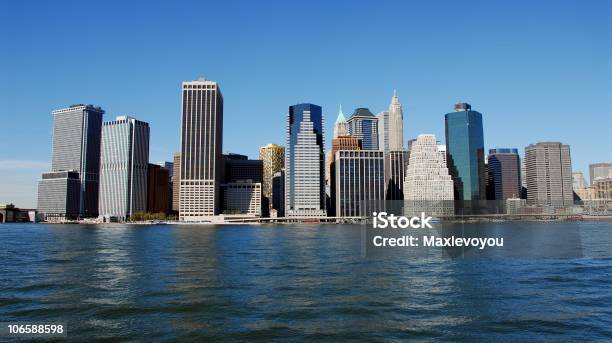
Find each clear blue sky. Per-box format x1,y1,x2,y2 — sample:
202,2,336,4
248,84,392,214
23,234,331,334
1,0,610,208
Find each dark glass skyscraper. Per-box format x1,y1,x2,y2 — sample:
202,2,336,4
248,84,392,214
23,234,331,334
347,108,379,150
487,148,521,201
444,103,486,202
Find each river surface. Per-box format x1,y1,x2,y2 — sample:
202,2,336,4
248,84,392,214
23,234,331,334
0,222,611,341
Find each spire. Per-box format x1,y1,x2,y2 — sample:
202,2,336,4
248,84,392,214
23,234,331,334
335,104,346,123
391,89,400,105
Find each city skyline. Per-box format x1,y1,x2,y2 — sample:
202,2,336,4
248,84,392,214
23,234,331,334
1,1,611,208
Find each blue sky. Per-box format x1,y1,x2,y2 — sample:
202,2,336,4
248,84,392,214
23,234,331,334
1,0,610,207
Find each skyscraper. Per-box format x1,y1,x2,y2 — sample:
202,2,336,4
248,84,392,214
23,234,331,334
98,116,150,221
147,163,170,214
487,148,521,201
334,150,385,217
378,90,404,151
259,143,285,206
328,135,362,215
376,111,389,151
403,134,454,216
179,79,223,220
525,142,573,207
445,102,486,203
272,170,285,217
37,104,104,220
285,103,326,217
172,152,180,212
347,108,378,150
333,105,348,138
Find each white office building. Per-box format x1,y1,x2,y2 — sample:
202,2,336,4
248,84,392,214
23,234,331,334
286,107,326,217
98,116,150,221
179,79,224,221
403,134,454,216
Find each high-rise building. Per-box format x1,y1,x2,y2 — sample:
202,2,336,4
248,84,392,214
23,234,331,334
403,134,454,216
147,163,170,214
445,102,486,202
222,180,262,217
328,135,362,215
378,90,404,151
37,171,81,220
258,143,285,205
285,103,326,217
37,104,104,219
156,161,174,212
347,108,378,150
334,150,385,217
172,152,180,212
333,105,348,138
487,148,521,201
524,142,573,207
272,170,285,217
377,111,389,151
179,79,223,221
385,150,409,200
98,116,150,221
589,163,612,185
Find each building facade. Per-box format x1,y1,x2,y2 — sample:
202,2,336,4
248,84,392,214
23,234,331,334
347,108,378,150
37,104,104,219
223,154,263,183
445,102,486,202
147,163,170,214
259,143,285,207
524,142,573,207
98,116,150,221
378,90,404,151
272,170,285,217
179,79,223,220
385,150,409,201
172,152,180,212
222,181,262,217
589,163,612,185
328,135,362,215
573,171,587,190
403,134,454,216
487,148,521,201
37,171,81,220
334,150,385,217
285,104,326,217
593,178,612,200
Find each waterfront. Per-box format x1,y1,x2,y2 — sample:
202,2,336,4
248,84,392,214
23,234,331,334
1,222,611,341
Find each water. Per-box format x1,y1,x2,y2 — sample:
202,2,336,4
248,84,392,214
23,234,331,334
0,222,611,341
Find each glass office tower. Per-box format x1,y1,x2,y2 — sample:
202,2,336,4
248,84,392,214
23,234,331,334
347,108,378,150
285,103,326,216
444,103,486,203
